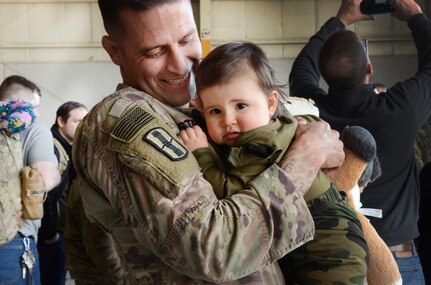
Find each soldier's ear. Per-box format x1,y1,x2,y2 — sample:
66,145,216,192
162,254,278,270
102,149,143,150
102,35,122,66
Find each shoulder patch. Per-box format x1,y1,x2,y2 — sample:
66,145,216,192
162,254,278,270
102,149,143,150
143,128,188,161
111,106,155,143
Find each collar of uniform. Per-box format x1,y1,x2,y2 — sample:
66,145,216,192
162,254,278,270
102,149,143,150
116,83,128,91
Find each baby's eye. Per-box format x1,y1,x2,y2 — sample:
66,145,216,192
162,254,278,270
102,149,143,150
209,108,221,115
236,103,247,110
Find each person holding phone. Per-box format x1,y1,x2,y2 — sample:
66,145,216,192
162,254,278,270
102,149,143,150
289,0,430,284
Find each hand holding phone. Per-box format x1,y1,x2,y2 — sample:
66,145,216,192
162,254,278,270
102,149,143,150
360,0,395,15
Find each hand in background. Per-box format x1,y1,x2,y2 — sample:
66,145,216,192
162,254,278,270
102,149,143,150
391,0,422,22
336,0,375,26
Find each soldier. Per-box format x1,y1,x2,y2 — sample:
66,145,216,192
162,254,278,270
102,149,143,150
72,0,344,284
289,0,430,283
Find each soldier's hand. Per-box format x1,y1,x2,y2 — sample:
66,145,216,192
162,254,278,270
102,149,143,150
336,0,375,26
278,120,344,195
391,0,422,22
280,120,344,170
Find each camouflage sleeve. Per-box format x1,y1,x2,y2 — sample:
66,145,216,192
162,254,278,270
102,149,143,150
79,202,124,283
64,179,123,284
106,104,314,282
123,162,313,282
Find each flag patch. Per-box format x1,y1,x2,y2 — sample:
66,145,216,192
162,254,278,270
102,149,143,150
111,106,155,143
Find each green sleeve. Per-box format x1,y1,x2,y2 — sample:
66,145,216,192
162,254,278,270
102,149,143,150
193,147,228,198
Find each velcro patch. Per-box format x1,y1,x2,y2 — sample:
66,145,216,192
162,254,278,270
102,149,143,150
111,106,155,143
144,128,188,161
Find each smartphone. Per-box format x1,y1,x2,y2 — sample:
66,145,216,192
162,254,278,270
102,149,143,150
360,0,395,15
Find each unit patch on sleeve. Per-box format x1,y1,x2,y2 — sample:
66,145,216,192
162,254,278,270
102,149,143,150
111,106,155,143
143,128,188,161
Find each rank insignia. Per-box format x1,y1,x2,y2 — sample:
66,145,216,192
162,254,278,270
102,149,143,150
111,106,155,143
144,128,188,161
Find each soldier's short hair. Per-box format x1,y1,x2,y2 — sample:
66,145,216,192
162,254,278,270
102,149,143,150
98,0,190,39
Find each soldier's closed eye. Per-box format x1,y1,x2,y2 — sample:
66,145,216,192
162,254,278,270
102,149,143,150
144,46,167,58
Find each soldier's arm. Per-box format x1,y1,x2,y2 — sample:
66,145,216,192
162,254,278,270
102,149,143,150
114,108,341,282
75,98,343,282
280,119,344,193
79,200,124,283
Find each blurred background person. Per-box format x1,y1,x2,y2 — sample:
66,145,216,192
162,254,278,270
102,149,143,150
289,0,430,283
38,101,88,285
0,75,60,285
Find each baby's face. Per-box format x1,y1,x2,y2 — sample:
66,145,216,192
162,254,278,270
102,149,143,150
199,73,278,146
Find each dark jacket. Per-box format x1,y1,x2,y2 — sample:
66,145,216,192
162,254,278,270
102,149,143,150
289,14,431,246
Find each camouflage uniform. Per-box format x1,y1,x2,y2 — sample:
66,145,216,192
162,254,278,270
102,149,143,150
72,84,315,284
279,188,368,285
193,112,299,199
194,112,368,285
64,178,124,285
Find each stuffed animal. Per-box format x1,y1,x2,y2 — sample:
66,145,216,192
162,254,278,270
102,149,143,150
283,99,401,284
325,126,402,285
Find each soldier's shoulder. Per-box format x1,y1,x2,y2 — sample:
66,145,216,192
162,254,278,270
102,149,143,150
104,94,201,198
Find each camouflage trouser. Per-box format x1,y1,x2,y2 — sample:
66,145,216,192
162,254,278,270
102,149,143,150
278,186,368,285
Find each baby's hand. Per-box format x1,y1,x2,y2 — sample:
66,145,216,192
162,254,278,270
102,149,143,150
179,125,209,152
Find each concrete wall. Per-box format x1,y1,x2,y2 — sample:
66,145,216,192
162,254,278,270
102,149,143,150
0,0,424,126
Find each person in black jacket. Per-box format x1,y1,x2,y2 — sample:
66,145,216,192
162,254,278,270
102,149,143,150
37,101,87,285
289,0,431,284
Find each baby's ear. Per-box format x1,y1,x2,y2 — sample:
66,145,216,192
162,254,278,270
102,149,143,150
268,90,279,117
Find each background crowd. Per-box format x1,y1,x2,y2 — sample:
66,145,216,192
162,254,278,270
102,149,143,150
0,0,430,284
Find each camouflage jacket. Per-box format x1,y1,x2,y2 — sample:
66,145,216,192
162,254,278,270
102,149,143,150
193,111,330,202
72,84,315,285
64,178,124,285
